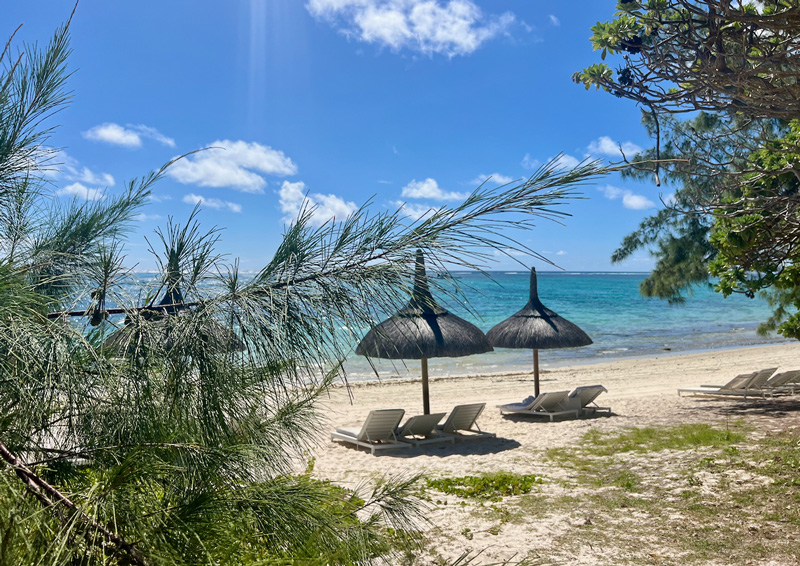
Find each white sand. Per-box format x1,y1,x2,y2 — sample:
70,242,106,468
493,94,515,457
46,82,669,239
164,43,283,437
309,343,800,564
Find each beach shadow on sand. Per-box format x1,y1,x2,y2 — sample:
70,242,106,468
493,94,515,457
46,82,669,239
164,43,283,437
686,397,800,423
499,412,616,425
359,437,523,458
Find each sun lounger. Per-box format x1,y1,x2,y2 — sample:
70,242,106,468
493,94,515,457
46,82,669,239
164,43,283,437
678,367,777,399
564,385,610,416
762,369,800,394
331,409,412,455
437,403,496,440
696,371,758,390
497,390,579,421
396,412,454,447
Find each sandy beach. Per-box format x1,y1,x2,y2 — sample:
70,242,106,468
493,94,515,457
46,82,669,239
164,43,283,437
311,342,800,565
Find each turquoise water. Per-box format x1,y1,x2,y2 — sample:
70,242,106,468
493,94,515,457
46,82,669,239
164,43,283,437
341,271,791,381
112,270,790,381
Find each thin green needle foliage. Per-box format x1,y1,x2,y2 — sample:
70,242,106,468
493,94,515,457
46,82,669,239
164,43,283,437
0,16,610,566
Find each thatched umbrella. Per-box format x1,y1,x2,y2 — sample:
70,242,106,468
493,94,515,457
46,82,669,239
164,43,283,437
102,285,244,355
356,250,493,414
486,268,592,397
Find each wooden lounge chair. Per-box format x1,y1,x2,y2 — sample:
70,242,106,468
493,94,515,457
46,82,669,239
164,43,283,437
331,409,411,455
396,412,454,447
437,403,496,440
678,367,777,399
564,385,610,416
497,390,579,421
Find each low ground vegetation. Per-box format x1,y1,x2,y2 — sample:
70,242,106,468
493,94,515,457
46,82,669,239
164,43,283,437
414,421,800,565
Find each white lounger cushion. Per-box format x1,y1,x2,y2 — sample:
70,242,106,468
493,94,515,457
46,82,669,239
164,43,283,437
331,409,411,455
498,390,578,421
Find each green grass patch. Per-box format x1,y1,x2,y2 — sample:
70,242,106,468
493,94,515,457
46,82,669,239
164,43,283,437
548,423,747,462
425,472,544,501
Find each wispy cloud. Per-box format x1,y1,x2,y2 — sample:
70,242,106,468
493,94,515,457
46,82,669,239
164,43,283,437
600,185,655,210
56,182,105,201
391,200,440,221
550,154,581,170
470,172,516,186
548,14,560,26
521,153,540,170
183,193,242,213
129,124,176,148
83,123,175,148
279,180,358,226
587,136,643,159
167,141,298,194
306,0,515,57
133,213,163,222
52,151,115,186
401,178,466,200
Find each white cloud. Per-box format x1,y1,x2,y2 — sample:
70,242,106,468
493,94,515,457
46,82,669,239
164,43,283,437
83,123,140,147
551,154,581,170
53,152,115,186
470,173,515,186
82,123,175,148
391,200,440,220
548,14,560,26
587,136,643,158
148,194,172,203
183,193,242,213
133,213,163,222
56,182,105,201
129,124,176,148
521,153,540,170
278,181,358,226
167,141,298,194
401,178,466,200
493,248,527,258
600,185,655,210
306,0,515,57
556,250,567,256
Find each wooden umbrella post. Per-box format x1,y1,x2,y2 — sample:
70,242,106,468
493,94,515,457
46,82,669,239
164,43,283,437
533,349,540,397
421,358,430,415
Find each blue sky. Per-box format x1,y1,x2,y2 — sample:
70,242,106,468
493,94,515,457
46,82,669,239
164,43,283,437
5,1,666,272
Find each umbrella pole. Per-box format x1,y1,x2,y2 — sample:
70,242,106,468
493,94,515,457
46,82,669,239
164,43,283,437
421,358,430,415
533,349,540,397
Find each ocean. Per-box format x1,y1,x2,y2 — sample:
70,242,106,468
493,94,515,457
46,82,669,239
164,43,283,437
340,271,791,382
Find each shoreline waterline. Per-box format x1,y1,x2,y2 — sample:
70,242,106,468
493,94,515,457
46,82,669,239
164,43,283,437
333,339,798,390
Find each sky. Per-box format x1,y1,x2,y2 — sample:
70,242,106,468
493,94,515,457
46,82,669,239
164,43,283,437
4,1,668,272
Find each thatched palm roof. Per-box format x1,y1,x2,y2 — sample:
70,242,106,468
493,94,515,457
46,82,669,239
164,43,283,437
486,268,592,350
355,250,492,360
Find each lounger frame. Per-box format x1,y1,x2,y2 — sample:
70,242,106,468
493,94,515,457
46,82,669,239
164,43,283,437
437,403,496,440
396,412,454,447
498,390,579,421
331,409,412,455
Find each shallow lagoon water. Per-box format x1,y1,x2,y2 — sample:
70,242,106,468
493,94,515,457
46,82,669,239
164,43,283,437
340,271,790,381
115,270,789,382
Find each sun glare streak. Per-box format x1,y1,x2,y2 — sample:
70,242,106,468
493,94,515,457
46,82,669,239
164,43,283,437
244,0,307,130
247,0,268,126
